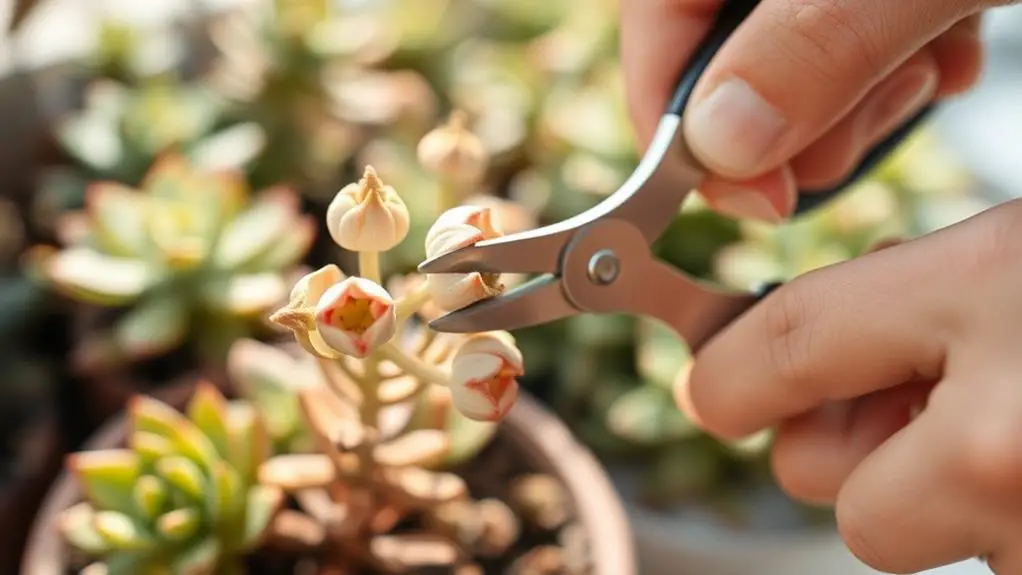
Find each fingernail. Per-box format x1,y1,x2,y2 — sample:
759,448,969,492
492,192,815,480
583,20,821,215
710,183,783,223
686,77,788,175
855,66,937,145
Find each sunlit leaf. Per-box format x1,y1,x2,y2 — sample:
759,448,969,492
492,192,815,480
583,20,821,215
58,503,111,554
156,456,207,500
69,450,141,514
114,295,188,360
212,188,301,270
239,485,284,550
84,183,148,257
186,382,231,460
45,247,156,305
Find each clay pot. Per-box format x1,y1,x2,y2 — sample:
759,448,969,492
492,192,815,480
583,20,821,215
22,391,637,575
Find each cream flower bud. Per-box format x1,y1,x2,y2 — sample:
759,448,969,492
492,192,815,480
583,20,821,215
417,110,489,184
449,331,523,422
326,166,410,252
424,205,505,312
270,264,346,360
314,277,396,359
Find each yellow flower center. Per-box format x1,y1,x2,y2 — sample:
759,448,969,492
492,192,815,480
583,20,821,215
327,297,377,334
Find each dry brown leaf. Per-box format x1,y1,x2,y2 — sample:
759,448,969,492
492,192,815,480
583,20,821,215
382,466,467,509
268,509,326,550
374,430,448,468
259,454,336,490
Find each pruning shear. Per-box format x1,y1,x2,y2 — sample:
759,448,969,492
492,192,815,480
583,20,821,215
417,0,932,352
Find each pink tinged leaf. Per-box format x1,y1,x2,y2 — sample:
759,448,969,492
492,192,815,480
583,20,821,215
373,430,449,468
58,502,110,554
258,454,336,490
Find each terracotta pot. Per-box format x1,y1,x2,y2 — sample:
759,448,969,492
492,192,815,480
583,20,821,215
22,391,637,575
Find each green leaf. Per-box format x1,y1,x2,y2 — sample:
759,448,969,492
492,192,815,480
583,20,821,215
105,553,162,575
132,431,175,465
244,216,316,272
226,340,307,446
635,318,690,390
57,109,124,172
114,295,188,360
203,272,287,317
212,188,300,270
207,462,244,528
93,511,152,550
170,537,220,575
225,403,269,483
70,450,141,514
132,475,168,522
186,383,231,460
156,456,207,501
45,247,156,306
156,507,201,541
171,420,221,471
85,183,149,257
605,384,699,445
188,122,267,172
131,396,220,468
239,485,284,551
58,502,111,554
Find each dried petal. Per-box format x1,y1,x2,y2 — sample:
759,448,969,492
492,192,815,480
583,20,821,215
314,277,396,359
326,166,410,252
449,332,523,422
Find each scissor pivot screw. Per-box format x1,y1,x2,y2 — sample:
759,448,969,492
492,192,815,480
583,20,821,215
587,249,621,285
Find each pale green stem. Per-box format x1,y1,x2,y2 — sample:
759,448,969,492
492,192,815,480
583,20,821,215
377,342,450,388
395,282,433,323
358,251,381,284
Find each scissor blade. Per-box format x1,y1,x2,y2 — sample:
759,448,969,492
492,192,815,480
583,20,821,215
417,227,572,275
427,275,580,333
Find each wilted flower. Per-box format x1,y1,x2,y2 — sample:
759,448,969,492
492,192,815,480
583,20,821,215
424,205,505,312
326,166,410,252
315,276,396,359
449,331,523,422
417,110,489,185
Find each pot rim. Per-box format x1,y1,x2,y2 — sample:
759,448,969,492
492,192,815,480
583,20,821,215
21,391,636,575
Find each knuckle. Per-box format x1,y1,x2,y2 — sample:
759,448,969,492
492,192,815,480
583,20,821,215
835,496,895,571
762,282,820,398
787,0,888,81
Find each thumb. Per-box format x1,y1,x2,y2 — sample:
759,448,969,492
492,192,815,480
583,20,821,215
682,0,986,180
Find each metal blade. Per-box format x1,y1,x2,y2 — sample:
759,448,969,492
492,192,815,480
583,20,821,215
417,227,572,275
427,275,580,333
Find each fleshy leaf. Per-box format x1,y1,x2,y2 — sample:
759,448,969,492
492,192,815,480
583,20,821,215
186,382,231,460
240,485,285,551
58,503,111,554
382,467,467,508
369,534,461,572
131,395,187,437
212,188,300,270
245,215,316,271
132,432,175,465
171,537,220,575
45,247,156,305
85,183,149,257
205,272,288,316
93,511,152,551
208,462,245,529
70,450,141,514
441,403,497,468
374,430,449,468
225,403,269,483
606,384,700,445
227,340,308,445
114,295,188,360
156,507,201,541
156,456,207,500
57,108,124,172
188,122,266,172
258,454,335,490
132,475,167,522
636,319,690,391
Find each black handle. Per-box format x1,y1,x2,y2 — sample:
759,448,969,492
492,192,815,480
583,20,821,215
666,0,933,217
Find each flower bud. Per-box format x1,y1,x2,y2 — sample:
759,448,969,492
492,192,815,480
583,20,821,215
417,110,489,184
424,205,505,312
326,166,410,252
270,264,347,359
315,276,396,359
449,331,523,422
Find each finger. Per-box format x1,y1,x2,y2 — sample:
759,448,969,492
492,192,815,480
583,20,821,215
835,392,1013,573
931,15,985,97
681,234,950,440
790,49,939,189
770,380,935,505
696,164,796,222
682,0,979,181
620,0,722,150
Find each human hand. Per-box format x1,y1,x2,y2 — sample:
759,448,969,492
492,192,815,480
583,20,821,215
676,199,1022,574
621,0,1001,222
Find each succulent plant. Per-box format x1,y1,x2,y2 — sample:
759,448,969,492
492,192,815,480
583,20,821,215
34,79,266,234
32,154,314,370
57,383,283,574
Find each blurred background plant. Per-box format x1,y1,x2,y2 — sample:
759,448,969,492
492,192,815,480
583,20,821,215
0,0,1005,568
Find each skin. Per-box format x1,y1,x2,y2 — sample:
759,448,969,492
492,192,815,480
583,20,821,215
621,0,1022,573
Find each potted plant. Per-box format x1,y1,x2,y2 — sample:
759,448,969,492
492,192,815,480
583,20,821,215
22,161,635,574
